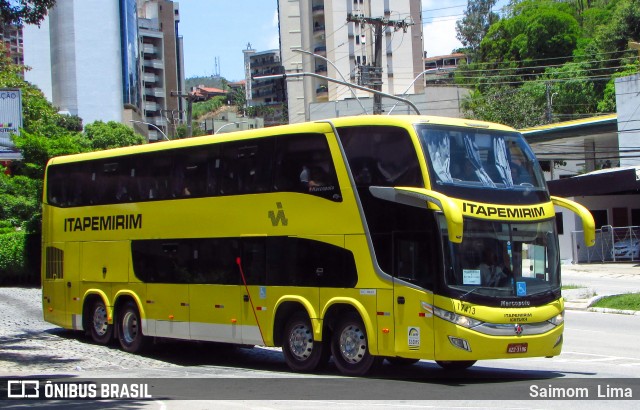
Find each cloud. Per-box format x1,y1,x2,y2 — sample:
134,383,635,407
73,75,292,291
423,17,463,57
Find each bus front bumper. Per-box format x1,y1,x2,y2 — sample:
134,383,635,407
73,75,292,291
434,320,564,361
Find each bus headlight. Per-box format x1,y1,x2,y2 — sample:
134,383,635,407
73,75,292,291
433,306,483,329
548,311,564,326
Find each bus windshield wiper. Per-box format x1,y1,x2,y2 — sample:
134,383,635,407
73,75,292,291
459,286,495,300
527,288,557,298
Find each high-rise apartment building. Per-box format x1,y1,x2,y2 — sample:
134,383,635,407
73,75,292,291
0,21,24,68
278,0,424,123
243,46,287,126
138,0,185,140
23,0,184,141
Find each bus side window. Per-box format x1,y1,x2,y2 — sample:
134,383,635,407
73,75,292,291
338,125,423,188
274,133,341,201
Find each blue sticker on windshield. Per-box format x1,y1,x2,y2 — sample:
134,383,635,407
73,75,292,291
516,281,527,296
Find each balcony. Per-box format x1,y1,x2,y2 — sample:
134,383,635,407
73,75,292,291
144,73,159,83
312,4,324,15
142,44,159,56
315,84,328,101
315,64,327,74
143,59,164,70
145,87,166,98
313,45,326,57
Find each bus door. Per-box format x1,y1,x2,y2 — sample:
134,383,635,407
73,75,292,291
392,232,435,359
239,237,269,346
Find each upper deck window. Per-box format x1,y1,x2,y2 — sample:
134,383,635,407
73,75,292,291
337,125,423,188
46,133,342,207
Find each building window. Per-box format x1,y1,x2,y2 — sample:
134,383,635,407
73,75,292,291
555,212,564,235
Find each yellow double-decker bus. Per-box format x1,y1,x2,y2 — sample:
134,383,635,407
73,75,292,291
42,115,594,376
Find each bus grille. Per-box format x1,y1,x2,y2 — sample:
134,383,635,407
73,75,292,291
45,247,64,279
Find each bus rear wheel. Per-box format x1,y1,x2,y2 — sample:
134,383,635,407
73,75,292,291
282,312,327,372
89,299,112,344
117,301,146,353
331,313,381,376
435,360,476,370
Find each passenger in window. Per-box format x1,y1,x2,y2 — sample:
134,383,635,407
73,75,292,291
300,165,332,193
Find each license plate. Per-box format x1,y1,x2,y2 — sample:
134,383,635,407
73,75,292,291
507,343,528,353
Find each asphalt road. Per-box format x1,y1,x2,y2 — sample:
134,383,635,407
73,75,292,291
1,263,639,409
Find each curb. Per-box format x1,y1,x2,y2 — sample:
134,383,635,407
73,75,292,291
565,294,640,315
587,307,640,315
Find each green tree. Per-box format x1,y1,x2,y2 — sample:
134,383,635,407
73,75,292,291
84,120,146,150
593,0,640,54
461,82,547,128
0,0,56,26
192,95,226,119
455,0,499,56
480,1,580,64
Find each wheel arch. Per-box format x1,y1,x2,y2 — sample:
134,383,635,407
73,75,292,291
82,290,112,331
272,297,319,347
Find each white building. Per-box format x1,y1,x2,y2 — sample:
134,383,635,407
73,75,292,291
524,74,640,263
278,0,425,123
24,0,133,124
23,0,183,140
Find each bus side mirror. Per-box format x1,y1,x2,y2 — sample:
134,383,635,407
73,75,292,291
551,196,595,247
369,186,463,243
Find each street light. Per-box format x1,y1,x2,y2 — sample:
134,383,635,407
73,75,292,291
129,120,169,141
292,49,367,114
214,121,248,134
386,68,432,115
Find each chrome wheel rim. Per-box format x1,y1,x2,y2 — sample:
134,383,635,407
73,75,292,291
122,311,139,345
338,324,366,364
288,323,313,361
92,305,108,336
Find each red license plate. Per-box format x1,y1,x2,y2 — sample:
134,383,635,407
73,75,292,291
507,343,528,353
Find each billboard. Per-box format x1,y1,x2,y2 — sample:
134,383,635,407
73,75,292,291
0,88,23,148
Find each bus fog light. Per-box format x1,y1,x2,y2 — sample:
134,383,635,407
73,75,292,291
448,336,471,352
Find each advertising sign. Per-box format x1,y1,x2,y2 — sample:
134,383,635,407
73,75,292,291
0,88,22,148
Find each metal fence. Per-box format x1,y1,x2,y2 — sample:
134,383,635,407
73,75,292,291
572,225,640,263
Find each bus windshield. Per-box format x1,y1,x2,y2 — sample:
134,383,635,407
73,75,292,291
416,124,546,191
439,216,560,300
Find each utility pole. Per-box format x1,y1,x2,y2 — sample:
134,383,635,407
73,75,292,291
170,91,197,137
347,14,413,114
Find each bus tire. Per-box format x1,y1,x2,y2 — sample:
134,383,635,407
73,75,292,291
435,360,476,370
282,312,327,372
117,301,146,353
331,313,381,376
89,299,112,345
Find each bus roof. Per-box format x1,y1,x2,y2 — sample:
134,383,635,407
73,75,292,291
46,115,517,166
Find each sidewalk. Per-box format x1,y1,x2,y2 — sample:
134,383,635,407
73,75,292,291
561,262,640,313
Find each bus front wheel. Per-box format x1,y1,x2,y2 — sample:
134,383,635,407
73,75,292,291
331,313,381,376
435,360,476,370
282,312,327,372
117,301,146,353
89,299,112,344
